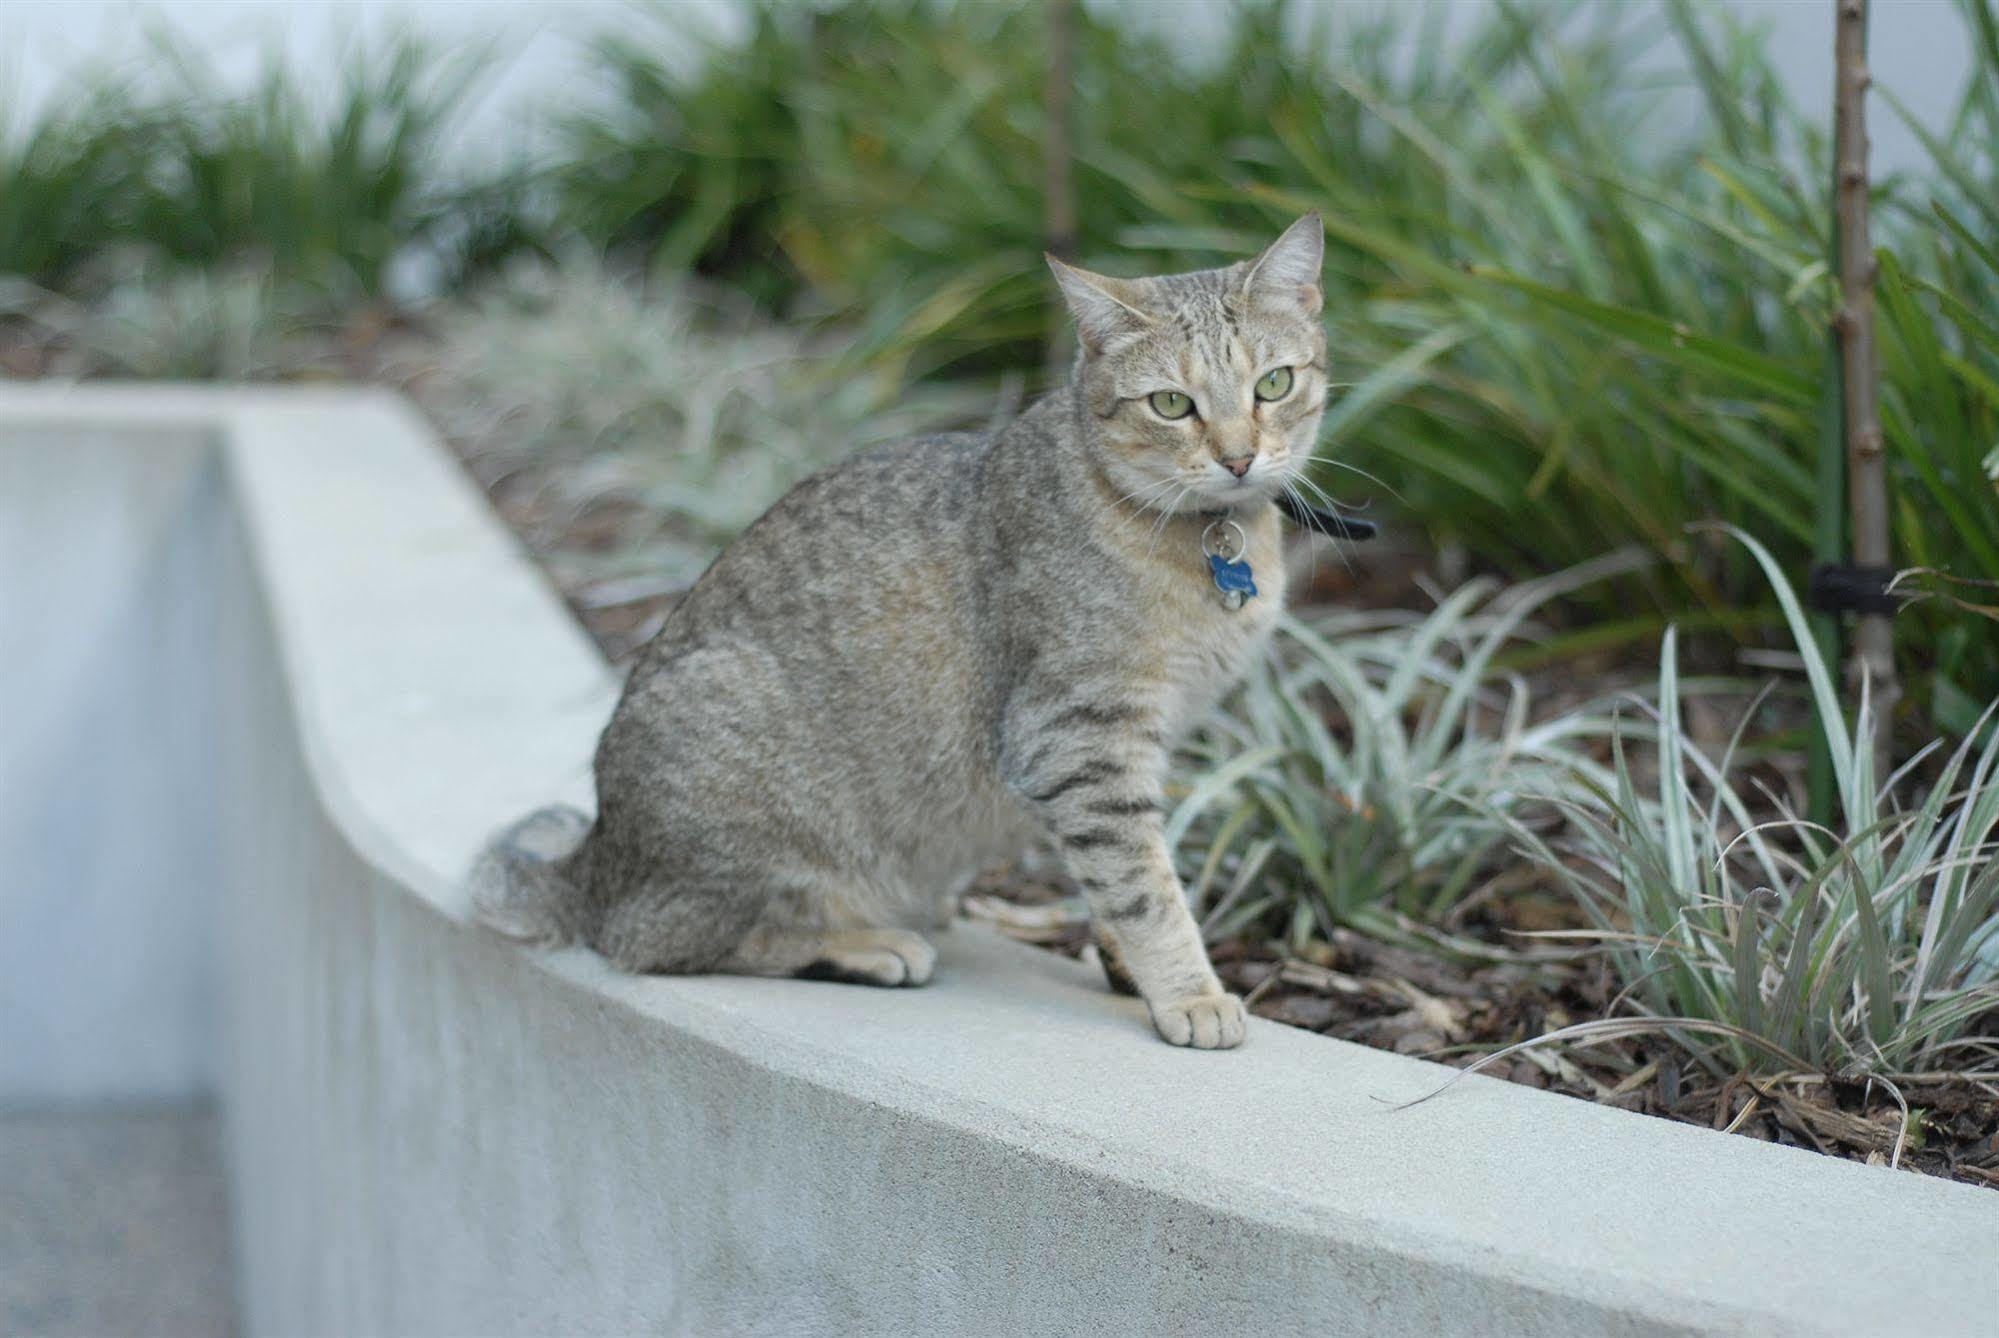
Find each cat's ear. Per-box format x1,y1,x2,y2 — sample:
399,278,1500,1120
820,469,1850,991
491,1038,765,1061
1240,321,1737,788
1047,255,1154,354
1241,212,1324,316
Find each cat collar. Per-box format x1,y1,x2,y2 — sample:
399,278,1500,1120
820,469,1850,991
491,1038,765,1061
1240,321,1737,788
1202,518,1257,611
1200,498,1377,612
1275,493,1379,542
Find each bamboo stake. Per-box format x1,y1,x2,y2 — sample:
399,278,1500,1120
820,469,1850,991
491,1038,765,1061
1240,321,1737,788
1832,0,1898,773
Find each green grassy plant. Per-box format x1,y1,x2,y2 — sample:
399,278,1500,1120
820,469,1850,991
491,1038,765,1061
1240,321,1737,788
556,0,1999,719
1505,529,1999,1082
554,1,1284,380
419,257,988,589
9,0,1994,718
1875,200,1999,736
67,265,329,380
0,259,343,381
0,83,147,288
1167,558,1634,950
0,32,518,299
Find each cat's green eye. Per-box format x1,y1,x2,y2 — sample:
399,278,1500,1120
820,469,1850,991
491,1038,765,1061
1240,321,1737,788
1255,367,1294,402
1149,390,1194,420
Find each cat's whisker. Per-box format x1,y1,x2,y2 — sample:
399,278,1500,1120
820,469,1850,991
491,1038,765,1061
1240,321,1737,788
1097,475,1187,546
1289,468,1365,517
1101,474,1179,514
1311,455,1404,504
1289,474,1377,579
1296,476,1363,579
1280,479,1322,588
1282,477,1353,583
1143,482,1195,560
1141,489,1180,555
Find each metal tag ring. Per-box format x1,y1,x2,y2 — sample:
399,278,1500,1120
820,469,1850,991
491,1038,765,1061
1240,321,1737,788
1201,518,1247,563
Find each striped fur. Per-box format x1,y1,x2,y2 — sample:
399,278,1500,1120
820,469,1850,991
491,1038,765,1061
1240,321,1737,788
472,215,1329,1047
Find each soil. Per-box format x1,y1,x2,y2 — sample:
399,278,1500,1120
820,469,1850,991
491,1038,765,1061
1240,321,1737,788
963,862,1999,1189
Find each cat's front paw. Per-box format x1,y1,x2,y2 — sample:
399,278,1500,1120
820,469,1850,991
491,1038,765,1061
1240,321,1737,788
1149,992,1248,1049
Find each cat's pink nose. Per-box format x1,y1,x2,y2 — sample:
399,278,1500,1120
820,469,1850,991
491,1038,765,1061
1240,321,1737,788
1219,455,1254,478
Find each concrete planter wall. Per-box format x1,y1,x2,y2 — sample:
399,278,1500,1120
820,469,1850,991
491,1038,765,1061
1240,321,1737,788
3,384,1993,1336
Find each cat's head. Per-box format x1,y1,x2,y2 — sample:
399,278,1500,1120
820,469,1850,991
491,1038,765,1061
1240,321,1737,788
1049,213,1327,513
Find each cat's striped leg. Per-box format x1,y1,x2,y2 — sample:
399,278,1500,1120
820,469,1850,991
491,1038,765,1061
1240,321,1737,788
1070,827,1246,1047
1008,703,1246,1049
1091,924,1140,996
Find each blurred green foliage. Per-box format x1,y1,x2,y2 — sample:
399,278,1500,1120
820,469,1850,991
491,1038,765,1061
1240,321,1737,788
0,33,522,302
553,0,1999,727
3,0,1994,726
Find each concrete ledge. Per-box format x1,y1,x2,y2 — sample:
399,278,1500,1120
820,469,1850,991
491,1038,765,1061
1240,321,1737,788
4,382,1994,1336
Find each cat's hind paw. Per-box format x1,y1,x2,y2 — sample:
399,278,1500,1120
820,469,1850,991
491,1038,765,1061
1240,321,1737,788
1149,992,1248,1049
794,929,937,988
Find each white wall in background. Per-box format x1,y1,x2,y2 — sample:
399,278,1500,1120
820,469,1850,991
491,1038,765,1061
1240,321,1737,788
0,0,648,172
0,0,1973,177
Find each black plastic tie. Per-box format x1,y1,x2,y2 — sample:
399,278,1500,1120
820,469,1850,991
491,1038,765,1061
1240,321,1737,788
1807,562,1901,615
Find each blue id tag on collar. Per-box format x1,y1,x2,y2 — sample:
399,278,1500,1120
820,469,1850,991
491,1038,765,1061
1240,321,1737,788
1208,553,1257,610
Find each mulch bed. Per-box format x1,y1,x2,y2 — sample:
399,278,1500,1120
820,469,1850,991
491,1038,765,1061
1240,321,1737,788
963,864,1999,1189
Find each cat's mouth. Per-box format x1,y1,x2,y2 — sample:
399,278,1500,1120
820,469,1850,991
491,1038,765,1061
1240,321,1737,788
1209,478,1263,502
1196,468,1287,508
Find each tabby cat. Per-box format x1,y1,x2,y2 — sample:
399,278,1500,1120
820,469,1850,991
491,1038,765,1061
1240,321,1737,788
473,214,1329,1048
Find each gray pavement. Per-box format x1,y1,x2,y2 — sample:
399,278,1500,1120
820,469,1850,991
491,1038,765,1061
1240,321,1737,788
0,1103,235,1338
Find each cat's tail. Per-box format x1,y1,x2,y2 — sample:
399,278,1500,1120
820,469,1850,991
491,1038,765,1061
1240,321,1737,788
468,805,592,946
